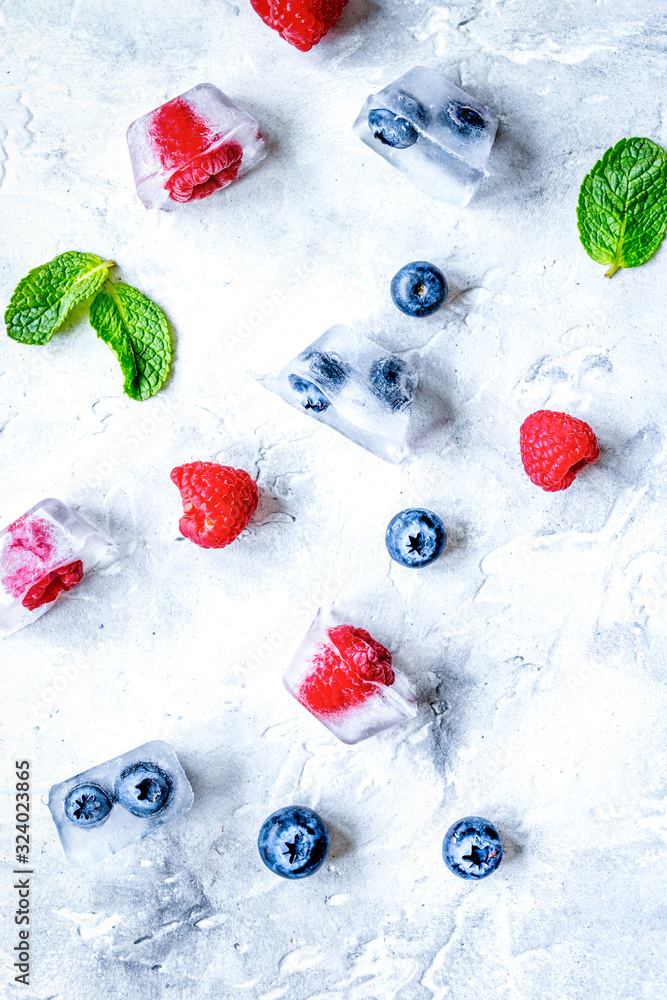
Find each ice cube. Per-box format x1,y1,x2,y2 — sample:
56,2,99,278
47,740,194,867
267,325,418,463
127,82,267,210
0,499,112,639
353,66,498,206
283,609,417,744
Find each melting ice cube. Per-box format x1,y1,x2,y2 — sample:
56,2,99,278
127,82,266,210
0,499,112,639
353,66,498,205
267,325,418,463
284,609,417,744
47,740,194,867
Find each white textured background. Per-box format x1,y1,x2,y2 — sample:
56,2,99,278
2,1,667,997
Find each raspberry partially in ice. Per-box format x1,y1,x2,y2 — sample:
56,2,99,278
148,96,246,204
329,626,394,684
1,516,58,599
165,142,244,203
22,560,84,611
297,625,394,717
150,97,213,169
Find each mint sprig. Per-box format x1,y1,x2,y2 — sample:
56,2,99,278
4,252,172,400
89,282,172,402
5,252,113,343
577,137,667,277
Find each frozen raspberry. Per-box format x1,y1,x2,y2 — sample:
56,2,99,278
520,410,600,492
22,560,84,611
170,461,259,549
150,97,213,168
148,97,246,204
1,515,58,598
298,625,394,717
165,142,244,203
249,0,349,51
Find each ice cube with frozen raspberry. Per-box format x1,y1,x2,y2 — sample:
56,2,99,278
283,609,417,744
0,498,112,638
126,83,267,210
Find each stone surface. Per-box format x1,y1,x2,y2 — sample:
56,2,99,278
1,0,667,998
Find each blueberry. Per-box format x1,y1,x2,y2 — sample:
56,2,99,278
390,261,447,318
369,356,417,411
443,816,503,880
368,109,419,149
304,351,349,388
64,783,113,827
288,374,330,412
116,762,171,817
442,102,486,136
385,508,446,568
258,805,330,879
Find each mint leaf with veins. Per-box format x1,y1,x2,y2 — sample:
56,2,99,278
89,281,172,401
577,137,667,277
5,251,114,343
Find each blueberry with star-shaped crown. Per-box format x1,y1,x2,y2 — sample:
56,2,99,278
258,806,329,879
385,509,446,568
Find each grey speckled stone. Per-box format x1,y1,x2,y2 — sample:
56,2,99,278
1,1,667,998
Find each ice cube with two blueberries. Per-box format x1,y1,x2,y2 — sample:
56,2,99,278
272,325,418,463
47,740,193,867
354,66,498,205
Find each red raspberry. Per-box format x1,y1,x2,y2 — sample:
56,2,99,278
170,462,259,549
22,560,84,611
249,0,348,51
148,97,247,204
297,625,394,717
165,142,244,203
520,410,600,492
150,98,213,168
1,515,57,598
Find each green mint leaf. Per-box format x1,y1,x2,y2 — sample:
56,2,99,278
89,281,172,401
5,251,114,343
577,137,667,277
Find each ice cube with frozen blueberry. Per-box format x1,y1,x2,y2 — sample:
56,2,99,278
47,740,193,867
353,66,498,205
127,82,267,210
283,608,417,744
0,498,112,639
268,325,418,462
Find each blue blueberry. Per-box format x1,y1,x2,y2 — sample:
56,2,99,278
369,356,417,411
443,816,503,880
442,102,486,137
385,508,446,568
305,351,349,388
390,262,447,318
116,762,171,817
258,805,330,879
289,374,330,412
64,783,113,827
368,109,419,149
